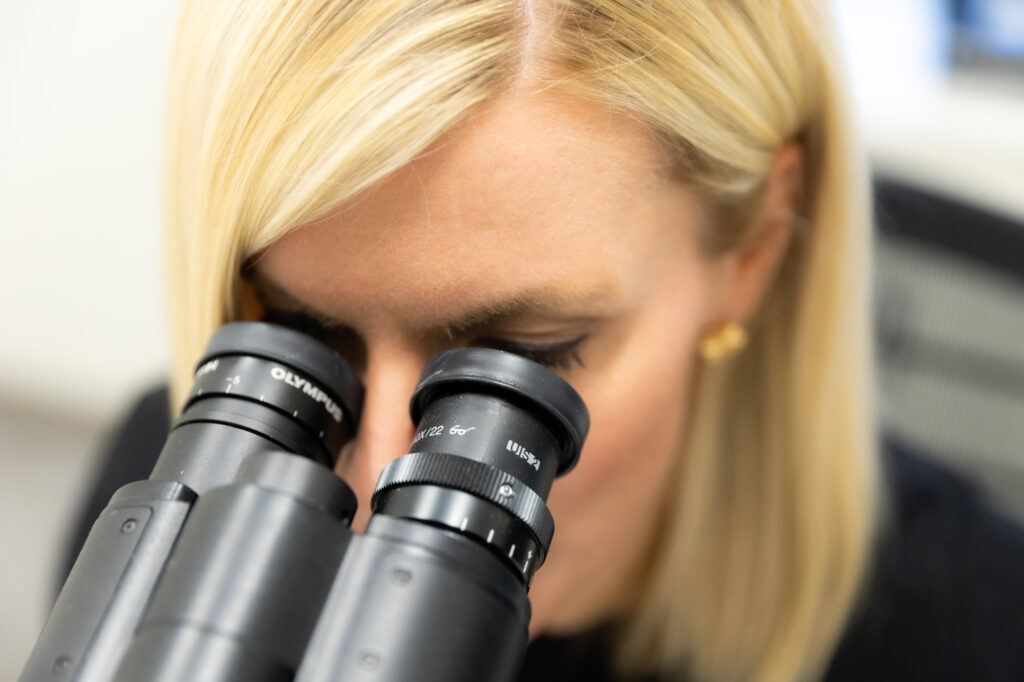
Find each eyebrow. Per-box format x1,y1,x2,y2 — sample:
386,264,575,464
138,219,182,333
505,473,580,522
247,270,622,339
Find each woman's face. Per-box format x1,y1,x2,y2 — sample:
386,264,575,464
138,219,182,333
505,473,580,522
252,89,736,635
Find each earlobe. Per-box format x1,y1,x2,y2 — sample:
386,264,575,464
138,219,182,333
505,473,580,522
709,141,805,328
699,321,749,363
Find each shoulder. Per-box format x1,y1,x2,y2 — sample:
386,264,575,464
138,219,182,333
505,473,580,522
825,437,1024,681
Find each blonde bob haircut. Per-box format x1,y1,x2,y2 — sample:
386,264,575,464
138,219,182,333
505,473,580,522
164,1,880,680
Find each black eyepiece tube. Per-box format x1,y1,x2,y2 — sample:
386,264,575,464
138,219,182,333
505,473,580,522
409,347,589,476
22,325,590,682
150,322,364,493
112,452,356,682
374,348,588,582
296,348,589,682
20,322,363,682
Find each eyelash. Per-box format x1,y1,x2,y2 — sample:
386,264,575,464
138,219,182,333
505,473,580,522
261,307,587,371
481,336,587,371
262,307,338,339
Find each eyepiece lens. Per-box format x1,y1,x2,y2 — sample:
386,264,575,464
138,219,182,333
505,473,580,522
373,348,589,583
182,322,364,467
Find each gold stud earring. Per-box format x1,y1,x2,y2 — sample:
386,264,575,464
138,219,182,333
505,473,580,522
699,322,748,363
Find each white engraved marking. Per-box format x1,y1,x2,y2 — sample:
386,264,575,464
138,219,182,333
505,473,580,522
412,424,445,446
487,529,495,543
508,544,516,558
195,359,219,377
270,366,343,422
506,440,540,471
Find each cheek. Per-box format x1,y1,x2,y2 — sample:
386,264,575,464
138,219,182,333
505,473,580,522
532,285,703,631
524,252,713,629
552,341,694,519
548,276,705,541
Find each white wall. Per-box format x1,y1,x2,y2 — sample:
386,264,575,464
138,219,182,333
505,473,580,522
0,4,180,675
0,2,180,424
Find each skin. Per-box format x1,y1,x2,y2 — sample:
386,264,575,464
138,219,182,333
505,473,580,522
250,87,800,636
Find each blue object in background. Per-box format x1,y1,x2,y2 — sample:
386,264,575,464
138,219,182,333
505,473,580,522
951,0,1024,68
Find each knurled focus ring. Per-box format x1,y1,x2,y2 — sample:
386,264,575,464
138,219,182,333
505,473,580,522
371,452,554,550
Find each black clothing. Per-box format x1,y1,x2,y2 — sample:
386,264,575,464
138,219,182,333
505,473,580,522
521,440,1024,681
66,387,1024,681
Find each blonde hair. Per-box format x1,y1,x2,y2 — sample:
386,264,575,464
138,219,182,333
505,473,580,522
164,2,880,680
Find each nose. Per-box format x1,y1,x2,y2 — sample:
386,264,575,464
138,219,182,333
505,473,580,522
334,345,421,532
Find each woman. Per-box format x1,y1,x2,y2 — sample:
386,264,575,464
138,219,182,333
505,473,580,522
147,0,1019,680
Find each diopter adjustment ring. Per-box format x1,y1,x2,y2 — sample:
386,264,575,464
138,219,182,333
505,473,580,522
371,452,554,551
200,322,363,422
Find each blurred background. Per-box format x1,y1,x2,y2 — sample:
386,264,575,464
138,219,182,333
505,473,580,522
0,0,1022,677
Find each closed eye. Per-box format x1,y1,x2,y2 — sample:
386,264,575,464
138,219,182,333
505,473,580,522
262,307,366,371
261,306,587,372
476,335,587,371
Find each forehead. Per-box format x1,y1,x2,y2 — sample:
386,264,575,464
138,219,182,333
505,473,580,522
256,91,703,328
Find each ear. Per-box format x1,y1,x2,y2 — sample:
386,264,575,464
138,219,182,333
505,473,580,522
710,142,804,326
